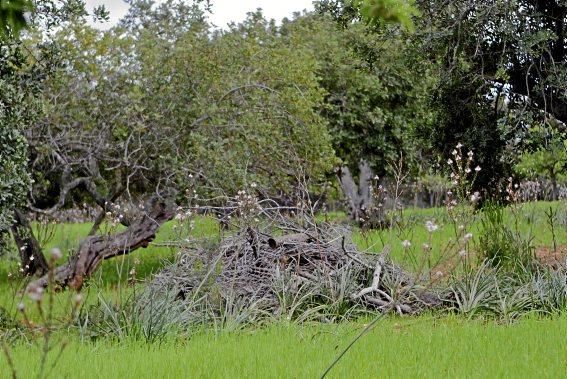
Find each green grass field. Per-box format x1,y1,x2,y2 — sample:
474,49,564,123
1,202,566,378
352,201,567,262
3,315,566,378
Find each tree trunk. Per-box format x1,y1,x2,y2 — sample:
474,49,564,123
357,160,373,213
338,165,361,221
338,160,380,223
11,209,49,276
550,172,558,201
30,194,176,290
88,184,126,236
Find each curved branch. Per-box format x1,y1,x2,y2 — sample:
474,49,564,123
30,194,177,290
29,176,107,215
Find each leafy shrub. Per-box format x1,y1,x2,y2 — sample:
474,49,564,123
478,203,534,271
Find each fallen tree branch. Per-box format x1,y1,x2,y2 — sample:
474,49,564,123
352,252,386,299
150,218,435,319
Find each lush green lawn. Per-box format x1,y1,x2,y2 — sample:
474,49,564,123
3,315,566,378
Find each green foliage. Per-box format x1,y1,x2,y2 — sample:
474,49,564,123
167,14,337,192
478,203,535,272
31,9,337,200
515,136,567,180
0,0,31,38
354,0,420,31
0,16,36,239
514,128,567,200
0,0,94,243
413,0,567,194
0,78,33,235
284,13,437,175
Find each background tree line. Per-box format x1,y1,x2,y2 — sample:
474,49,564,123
0,0,565,279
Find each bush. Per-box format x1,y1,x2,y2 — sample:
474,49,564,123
478,203,534,272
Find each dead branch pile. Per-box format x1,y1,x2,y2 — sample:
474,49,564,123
148,220,442,320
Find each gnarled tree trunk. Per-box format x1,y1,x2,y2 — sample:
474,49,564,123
11,209,49,276
338,160,375,222
30,195,176,290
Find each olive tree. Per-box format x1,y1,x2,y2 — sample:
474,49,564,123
23,3,337,288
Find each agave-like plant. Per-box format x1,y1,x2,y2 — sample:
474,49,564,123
450,261,498,317
530,268,567,314
493,278,535,323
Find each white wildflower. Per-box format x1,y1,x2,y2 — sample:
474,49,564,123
470,191,481,203
425,220,438,233
401,240,411,248
27,284,44,302
475,166,481,172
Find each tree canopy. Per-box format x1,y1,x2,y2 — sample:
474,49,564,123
0,0,565,282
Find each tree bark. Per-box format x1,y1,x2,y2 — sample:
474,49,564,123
11,209,49,276
29,194,176,290
338,165,361,221
338,160,376,222
87,184,126,236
